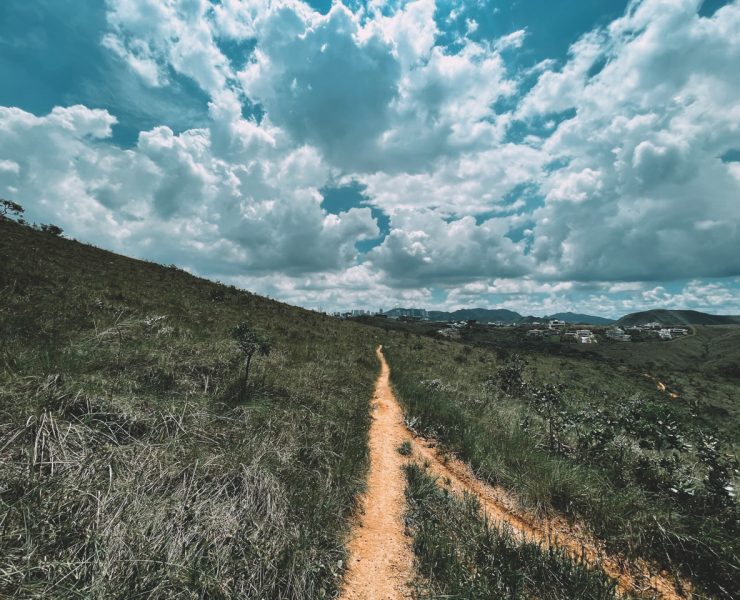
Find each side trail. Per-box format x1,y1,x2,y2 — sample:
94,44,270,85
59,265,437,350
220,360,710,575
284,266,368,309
339,346,690,600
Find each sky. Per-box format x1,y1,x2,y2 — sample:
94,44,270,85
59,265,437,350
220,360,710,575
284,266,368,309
1,0,739,318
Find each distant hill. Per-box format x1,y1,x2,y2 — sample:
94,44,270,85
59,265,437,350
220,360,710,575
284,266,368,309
385,307,612,324
617,309,740,327
384,307,432,319
423,308,522,322
544,312,616,325
518,315,545,324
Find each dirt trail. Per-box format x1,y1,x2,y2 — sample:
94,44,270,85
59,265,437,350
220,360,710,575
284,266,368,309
412,440,690,599
339,346,414,600
341,347,690,600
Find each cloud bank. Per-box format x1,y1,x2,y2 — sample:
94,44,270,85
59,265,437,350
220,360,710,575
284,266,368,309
1,0,739,316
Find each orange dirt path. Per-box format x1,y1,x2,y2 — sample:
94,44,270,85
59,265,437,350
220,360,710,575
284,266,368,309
412,439,690,599
339,346,414,600
340,346,690,600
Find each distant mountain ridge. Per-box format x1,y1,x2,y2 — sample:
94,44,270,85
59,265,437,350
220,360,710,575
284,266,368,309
545,312,615,325
428,308,523,322
384,307,612,324
617,309,740,327
383,307,740,326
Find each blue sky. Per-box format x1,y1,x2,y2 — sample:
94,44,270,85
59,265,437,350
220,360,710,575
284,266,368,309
1,0,739,317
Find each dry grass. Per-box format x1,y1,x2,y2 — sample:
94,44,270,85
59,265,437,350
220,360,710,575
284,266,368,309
0,219,380,598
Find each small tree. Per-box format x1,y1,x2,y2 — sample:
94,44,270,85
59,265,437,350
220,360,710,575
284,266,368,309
491,353,528,397
0,199,24,221
532,382,566,453
40,223,63,236
231,323,271,393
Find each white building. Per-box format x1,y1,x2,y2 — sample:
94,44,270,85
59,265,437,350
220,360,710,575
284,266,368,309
575,329,597,343
606,327,631,342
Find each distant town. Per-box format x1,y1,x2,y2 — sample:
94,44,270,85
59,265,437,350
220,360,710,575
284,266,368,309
522,321,689,344
332,308,691,343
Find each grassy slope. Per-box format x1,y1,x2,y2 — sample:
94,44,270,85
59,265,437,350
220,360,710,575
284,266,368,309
365,317,740,445
617,309,740,327
0,219,381,599
384,335,739,599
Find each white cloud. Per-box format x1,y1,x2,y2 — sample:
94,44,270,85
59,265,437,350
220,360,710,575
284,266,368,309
0,104,377,276
239,2,401,169
104,0,233,95
2,0,740,314
525,0,740,282
368,211,531,286
360,143,544,216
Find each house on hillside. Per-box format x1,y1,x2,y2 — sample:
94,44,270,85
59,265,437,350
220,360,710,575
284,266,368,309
659,329,673,340
576,329,597,343
606,327,631,342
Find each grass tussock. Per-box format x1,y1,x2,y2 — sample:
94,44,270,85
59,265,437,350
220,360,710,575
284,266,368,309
403,462,623,600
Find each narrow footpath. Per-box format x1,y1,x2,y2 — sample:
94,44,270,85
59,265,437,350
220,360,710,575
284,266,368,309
340,346,690,600
339,346,414,600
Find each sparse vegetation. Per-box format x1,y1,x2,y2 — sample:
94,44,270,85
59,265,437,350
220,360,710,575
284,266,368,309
230,322,271,398
398,440,412,456
39,223,64,236
0,198,24,220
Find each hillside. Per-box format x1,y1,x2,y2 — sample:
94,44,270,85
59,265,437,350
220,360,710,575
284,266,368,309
2,218,738,599
544,312,615,325
432,308,523,322
0,218,381,598
617,309,740,327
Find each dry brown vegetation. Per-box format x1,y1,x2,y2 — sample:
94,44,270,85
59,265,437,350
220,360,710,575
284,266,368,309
0,219,380,598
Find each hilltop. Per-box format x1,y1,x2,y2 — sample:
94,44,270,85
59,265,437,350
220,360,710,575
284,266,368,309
617,309,740,327
544,312,615,325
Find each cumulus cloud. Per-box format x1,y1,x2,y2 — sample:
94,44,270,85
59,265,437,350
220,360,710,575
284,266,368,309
0,104,377,275
239,3,401,169
104,0,233,95
368,211,531,286
526,0,740,281
2,0,739,314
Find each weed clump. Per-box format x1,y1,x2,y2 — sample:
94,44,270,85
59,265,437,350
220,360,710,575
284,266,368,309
398,440,412,456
